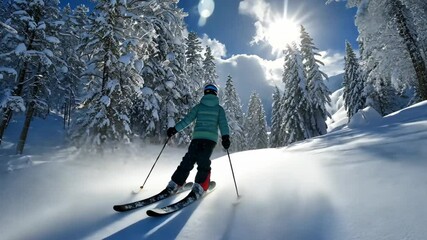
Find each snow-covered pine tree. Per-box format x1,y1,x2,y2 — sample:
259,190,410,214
388,0,427,101
328,0,427,106
222,75,246,152
185,31,204,101
401,0,427,61
299,25,331,136
0,0,38,144
131,0,191,145
280,44,311,145
0,0,64,153
202,46,218,86
55,4,89,128
377,76,400,115
244,92,268,150
0,2,21,145
0,2,12,32
71,0,154,150
343,40,365,119
269,86,282,148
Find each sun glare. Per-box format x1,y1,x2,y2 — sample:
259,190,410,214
265,17,300,54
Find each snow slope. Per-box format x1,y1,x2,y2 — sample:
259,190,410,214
1,101,427,240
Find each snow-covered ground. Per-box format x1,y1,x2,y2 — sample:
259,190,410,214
1,101,427,240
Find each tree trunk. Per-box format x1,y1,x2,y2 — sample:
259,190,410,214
0,30,35,144
16,100,35,154
68,96,72,127
0,110,13,144
63,102,67,129
393,0,427,100
16,62,41,154
0,63,29,144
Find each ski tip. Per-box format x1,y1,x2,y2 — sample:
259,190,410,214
207,181,216,191
146,209,168,217
113,205,126,212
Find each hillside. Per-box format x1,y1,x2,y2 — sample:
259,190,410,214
1,102,427,240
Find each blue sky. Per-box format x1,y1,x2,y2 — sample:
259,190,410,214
62,0,358,59
178,0,358,59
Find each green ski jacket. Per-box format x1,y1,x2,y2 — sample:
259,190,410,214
175,94,229,143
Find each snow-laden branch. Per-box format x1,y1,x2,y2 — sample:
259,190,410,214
0,22,18,34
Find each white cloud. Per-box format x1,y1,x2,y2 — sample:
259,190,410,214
198,35,275,111
200,34,227,58
238,0,273,47
214,51,345,116
200,35,345,119
216,54,277,114
238,0,270,21
318,50,345,77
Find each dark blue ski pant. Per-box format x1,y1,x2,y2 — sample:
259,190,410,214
171,139,216,187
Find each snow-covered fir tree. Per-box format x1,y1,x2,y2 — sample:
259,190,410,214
202,46,218,86
328,0,427,106
269,86,282,148
55,4,89,127
244,92,268,150
185,31,204,101
377,76,401,115
280,44,311,145
0,2,13,33
222,75,246,152
0,2,22,145
131,0,191,145
71,0,155,150
343,40,365,119
0,0,64,153
402,0,427,58
299,25,331,136
0,0,39,144
388,0,427,101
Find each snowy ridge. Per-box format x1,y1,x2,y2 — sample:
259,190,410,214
0,101,427,240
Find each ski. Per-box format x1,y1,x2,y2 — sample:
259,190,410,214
146,181,216,217
113,182,193,212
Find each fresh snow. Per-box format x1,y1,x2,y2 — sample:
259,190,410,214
0,67,18,76
119,53,134,66
15,43,27,54
0,21,18,34
45,36,60,44
1,101,427,240
347,106,382,128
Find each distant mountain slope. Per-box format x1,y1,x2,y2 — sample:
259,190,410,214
325,73,344,93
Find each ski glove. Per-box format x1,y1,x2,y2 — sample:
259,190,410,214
167,127,178,137
222,135,231,149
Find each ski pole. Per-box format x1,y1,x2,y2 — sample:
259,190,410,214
139,136,171,190
227,149,240,198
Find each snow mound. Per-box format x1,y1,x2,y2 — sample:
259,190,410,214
7,155,33,172
327,105,348,132
326,87,344,116
347,106,382,128
383,100,427,124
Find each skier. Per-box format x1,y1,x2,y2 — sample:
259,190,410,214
166,83,230,198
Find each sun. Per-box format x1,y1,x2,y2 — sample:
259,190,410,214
265,17,300,54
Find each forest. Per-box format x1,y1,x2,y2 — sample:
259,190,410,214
1,0,426,154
